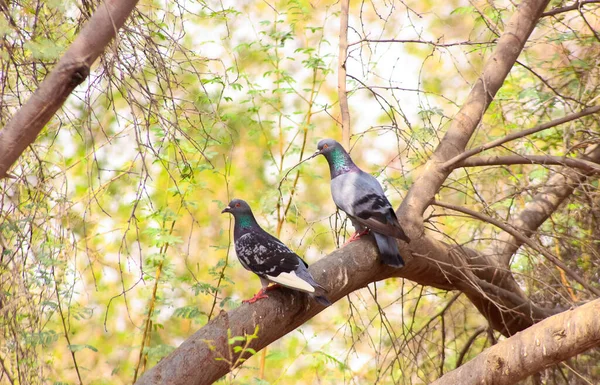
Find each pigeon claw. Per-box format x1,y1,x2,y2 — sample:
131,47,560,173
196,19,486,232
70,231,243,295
343,229,370,246
243,289,269,304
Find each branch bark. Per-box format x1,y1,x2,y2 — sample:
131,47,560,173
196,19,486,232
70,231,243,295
400,0,552,230
0,0,139,179
442,105,600,171
135,233,559,385
135,1,575,382
338,0,351,148
431,299,600,385
432,200,600,297
457,154,600,174
488,144,600,265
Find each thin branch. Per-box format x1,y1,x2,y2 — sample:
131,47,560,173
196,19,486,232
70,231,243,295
442,106,600,171
457,154,600,173
133,219,177,383
348,38,495,47
431,200,600,297
52,268,83,385
542,0,600,17
338,0,351,148
0,353,15,385
456,326,486,367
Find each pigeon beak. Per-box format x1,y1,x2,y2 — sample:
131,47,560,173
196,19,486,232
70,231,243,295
308,150,321,159
221,206,231,214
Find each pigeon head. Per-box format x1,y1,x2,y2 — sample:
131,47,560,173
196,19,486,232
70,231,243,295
221,199,257,229
316,138,341,155
314,138,357,178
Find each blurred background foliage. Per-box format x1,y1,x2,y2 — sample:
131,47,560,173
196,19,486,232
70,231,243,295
1,0,599,384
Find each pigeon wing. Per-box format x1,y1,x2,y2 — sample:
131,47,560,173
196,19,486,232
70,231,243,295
235,231,316,292
332,171,408,241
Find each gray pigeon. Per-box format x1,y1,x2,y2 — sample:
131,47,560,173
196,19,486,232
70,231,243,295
313,138,409,267
222,199,331,306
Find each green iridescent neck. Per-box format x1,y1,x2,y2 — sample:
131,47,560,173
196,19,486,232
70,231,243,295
236,214,254,229
331,148,348,170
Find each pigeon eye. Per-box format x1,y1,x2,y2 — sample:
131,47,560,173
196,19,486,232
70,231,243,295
323,144,329,149
235,203,241,208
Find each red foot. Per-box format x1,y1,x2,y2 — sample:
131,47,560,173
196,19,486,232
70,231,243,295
343,229,370,246
243,289,269,304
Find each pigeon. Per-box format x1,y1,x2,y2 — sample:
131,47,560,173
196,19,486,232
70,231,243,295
221,199,331,306
313,138,409,268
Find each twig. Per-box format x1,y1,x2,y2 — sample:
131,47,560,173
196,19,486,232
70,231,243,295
52,267,84,385
0,352,15,385
455,326,487,367
207,155,233,321
133,219,177,383
431,200,600,297
442,106,600,170
338,0,351,148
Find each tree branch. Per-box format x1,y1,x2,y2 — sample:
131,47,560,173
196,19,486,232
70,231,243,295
400,0,552,232
542,0,600,17
487,144,600,265
431,200,600,297
348,39,495,48
431,299,600,385
457,154,600,173
442,105,600,171
135,225,562,384
338,0,351,148
0,0,139,179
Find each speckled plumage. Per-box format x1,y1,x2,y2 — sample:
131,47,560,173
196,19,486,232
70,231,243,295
222,199,331,306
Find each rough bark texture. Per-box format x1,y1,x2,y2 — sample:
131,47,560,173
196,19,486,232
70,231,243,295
431,299,600,385
134,237,551,385
133,0,577,383
399,0,552,228
0,0,139,179
488,145,600,265
4,0,599,383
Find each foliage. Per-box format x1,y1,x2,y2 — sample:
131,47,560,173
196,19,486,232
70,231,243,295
1,0,599,384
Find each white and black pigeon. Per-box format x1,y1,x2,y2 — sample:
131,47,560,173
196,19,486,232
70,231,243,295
221,199,331,306
313,138,410,268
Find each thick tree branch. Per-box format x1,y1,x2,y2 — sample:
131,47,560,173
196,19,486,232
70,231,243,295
431,299,600,385
488,144,600,265
442,105,600,171
135,227,561,384
338,0,351,148
400,0,552,232
0,0,139,179
432,200,600,297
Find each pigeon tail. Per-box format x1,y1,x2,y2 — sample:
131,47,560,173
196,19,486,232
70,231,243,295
295,265,332,307
372,232,405,268
313,294,333,307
